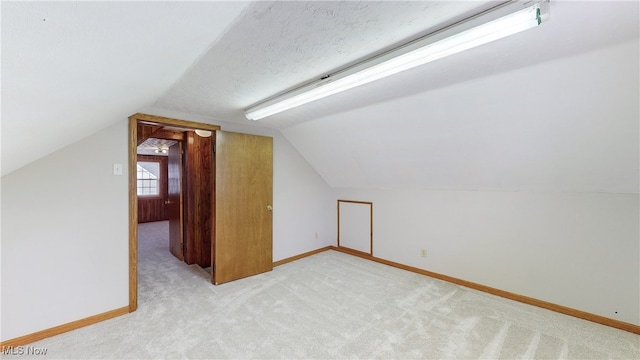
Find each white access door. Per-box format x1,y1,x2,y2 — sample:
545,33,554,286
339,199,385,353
338,200,372,255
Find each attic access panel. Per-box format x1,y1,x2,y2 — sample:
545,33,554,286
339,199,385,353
338,200,373,255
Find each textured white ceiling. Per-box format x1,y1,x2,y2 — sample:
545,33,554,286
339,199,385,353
150,1,639,132
2,1,638,194
153,1,495,121
151,0,639,193
137,138,177,156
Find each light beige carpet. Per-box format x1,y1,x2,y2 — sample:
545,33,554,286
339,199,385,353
7,221,639,359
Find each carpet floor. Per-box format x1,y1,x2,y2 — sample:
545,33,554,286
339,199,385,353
8,221,639,359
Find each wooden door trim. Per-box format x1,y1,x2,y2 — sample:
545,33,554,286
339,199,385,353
128,113,220,312
128,118,138,312
132,113,221,131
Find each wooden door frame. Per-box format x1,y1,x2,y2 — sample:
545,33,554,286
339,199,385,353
337,200,373,256
128,113,220,312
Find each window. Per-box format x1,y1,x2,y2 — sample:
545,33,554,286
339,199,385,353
137,161,160,196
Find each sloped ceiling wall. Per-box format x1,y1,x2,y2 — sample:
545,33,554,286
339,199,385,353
1,1,250,176
151,0,639,194
2,1,639,194
282,40,639,192
152,0,495,119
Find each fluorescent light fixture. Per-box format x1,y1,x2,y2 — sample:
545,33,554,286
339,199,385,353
245,0,549,120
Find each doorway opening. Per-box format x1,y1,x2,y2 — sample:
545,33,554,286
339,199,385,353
128,113,274,313
128,113,220,312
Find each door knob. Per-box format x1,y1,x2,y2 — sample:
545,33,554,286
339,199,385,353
267,205,273,211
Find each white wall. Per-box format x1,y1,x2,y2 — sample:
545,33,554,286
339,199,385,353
1,121,130,341
1,114,335,341
278,33,639,328
205,117,336,261
271,132,336,260
282,40,639,193
332,187,640,325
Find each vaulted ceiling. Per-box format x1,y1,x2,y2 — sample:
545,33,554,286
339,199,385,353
2,1,639,193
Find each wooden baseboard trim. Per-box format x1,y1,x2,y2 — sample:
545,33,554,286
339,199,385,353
336,245,371,258
0,306,129,347
4,246,637,347
273,246,333,267
0,247,331,347
330,246,640,335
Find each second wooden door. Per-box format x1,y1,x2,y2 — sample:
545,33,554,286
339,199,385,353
213,131,273,284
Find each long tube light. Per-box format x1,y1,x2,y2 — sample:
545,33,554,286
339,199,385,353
245,0,549,121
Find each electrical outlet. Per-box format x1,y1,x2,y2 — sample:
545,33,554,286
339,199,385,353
314,232,318,239
421,249,427,258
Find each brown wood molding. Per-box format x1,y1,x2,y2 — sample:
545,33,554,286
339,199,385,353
137,123,162,145
336,199,374,205
6,245,637,347
0,307,129,347
334,246,371,258
329,246,640,335
128,118,138,312
273,246,333,267
137,124,184,146
151,129,185,141
130,113,221,131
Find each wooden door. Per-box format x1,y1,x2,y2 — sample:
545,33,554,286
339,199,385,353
167,142,183,261
214,131,273,284
183,131,213,267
